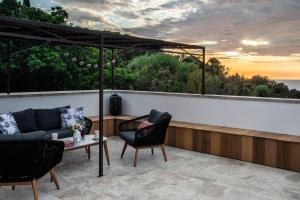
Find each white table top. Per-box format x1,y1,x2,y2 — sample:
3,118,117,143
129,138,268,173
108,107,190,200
58,135,107,151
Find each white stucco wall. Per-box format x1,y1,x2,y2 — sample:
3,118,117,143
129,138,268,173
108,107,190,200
117,90,300,136
1,90,300,136
0,90,113,116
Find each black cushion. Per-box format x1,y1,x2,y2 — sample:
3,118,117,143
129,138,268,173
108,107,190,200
12,109,38,133
120,131,137,146
46,128,72,139
12,108,38,133
35,106,70,131
148,109,170,124
0,131,49,141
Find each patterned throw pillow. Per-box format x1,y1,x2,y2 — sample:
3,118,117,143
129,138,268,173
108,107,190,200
137,120,153,136
0,113,21,135
60,107,84,129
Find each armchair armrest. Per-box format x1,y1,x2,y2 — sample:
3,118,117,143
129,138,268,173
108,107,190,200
119,115,149,132
0,139,64,181
43,140,64,169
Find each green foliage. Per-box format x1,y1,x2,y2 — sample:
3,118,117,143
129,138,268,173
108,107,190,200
0,0,68,24
252,85,271,97
128,53,197,92
23,0,30,7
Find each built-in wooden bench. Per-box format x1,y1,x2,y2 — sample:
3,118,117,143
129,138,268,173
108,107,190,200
89,115,300,173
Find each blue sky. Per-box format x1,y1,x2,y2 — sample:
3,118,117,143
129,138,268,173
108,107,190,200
19,0,300,79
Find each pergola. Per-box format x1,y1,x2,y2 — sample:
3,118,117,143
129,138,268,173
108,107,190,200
0,15,205,177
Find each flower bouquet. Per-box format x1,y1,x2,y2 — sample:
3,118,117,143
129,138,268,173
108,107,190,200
69,123,85,142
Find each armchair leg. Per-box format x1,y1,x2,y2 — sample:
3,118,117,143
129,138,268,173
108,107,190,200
31,179,38,200
161,145,167,162
50,169,60,190
151,147,154,155
103,140,110,165
134,148,139,167
121,142,128,159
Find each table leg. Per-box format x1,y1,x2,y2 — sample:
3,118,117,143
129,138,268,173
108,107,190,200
87,146,91,160
103,140,110,165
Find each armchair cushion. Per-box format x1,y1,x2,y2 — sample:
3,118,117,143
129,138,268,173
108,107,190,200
12,109,38,133
120,131,137,146
35,106,70,131
0,113,21,135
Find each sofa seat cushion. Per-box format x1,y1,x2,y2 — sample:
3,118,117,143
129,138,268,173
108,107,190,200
46,129,72,139
0,113,21,135
35,106,70,131
0,131,49,141
12,109,38,133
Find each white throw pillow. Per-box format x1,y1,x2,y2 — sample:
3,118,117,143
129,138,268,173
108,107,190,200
0,113,21,134
60,107,84,128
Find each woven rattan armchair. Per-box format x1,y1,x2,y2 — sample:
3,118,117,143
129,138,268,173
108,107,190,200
119,109,172,167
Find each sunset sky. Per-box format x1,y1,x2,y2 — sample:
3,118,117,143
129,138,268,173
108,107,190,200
31,0,300,80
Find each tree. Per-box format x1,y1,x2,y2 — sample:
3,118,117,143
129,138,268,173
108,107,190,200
23,0,30,7
252,85,271,97
128,53,198,92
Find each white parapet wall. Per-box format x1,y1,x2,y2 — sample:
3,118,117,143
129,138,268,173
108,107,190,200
1,90,300,136
0,90,113,117
116,90,300,136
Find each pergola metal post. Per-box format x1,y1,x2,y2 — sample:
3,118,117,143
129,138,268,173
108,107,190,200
98,34,104,177
6,38,11,94
111,48,115,90
202,47,206,95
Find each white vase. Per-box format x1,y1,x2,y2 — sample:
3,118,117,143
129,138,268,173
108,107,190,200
73,130,81,143
76,130,81,142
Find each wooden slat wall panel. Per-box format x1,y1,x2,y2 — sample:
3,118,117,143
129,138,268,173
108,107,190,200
277,141,291,170
192,130,211,153
91,119,117,137
264,139,277,167
290,143,300,172
104,119,114,136
220,134,242,160
211,132,221,156
175,128,193,150
241,136,253,162
253,138,265,165
166,127,177,147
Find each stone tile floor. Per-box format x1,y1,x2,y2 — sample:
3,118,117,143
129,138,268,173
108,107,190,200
1,136,300,200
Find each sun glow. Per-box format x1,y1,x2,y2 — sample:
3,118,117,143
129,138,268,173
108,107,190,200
208,53,300,79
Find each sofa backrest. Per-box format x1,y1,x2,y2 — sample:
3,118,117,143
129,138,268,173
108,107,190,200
12,109,38,133
11,106,70,133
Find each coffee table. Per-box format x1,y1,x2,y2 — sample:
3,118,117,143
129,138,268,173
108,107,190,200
59,135,110,165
